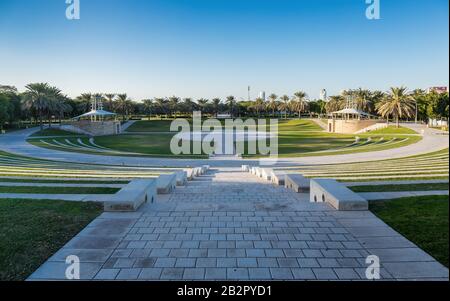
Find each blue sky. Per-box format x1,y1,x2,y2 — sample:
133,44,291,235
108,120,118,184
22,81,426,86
0,0,448,100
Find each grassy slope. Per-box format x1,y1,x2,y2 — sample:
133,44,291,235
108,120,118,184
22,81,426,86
362,126,418,135
370,195,449,267
0,199,102,280
30,129,85,137
350,183,449,192
29,119,422,158
0,186,120,194
0,178,129,184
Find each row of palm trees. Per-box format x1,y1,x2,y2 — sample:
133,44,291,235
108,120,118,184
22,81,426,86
3,83,447,130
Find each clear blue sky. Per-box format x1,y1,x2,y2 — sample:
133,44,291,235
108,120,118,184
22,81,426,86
0,0,448,100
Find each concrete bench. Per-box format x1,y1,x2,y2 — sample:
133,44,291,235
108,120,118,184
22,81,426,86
104,179,156,212
270,170,286,186
241,165,250,172
310,179,368,211
175,170,187,186
186,169,194,180
157,173,177,194
260,168,273,181
201,165,210,173
285,174,310,193
192,167,202,177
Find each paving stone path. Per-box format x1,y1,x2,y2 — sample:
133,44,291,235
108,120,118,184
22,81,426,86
28,169,449,281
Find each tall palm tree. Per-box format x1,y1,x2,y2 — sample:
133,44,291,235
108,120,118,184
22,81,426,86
104,93,116,111
22,83,51,129
376,87,415,128
154,97,168,118
197,98,209,113
115,93,132,121
411,89,426,124
325,96,345,114
293,91,309,118
168,96,180,117
250,98,265,117
226,96,236,117
278,95,290,119
142,99,153,119
267,94,278,117
354,88,372,112
212,98,221,116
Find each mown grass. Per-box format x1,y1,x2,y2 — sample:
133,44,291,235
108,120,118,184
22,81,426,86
350,183,449,192
370,196,449,267
362,126,418,135
0,178,129,184
0,199,102,280
0,186,120,194
30,128,85,137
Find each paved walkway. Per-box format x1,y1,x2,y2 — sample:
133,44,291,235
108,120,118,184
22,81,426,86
0,123,448,168
28,169,448,281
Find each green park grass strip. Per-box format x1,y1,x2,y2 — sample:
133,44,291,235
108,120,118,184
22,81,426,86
0,199,102,281
30,128,86,137
370,195,449,267
350,183,449,192
338,176,449,182
0,178,129,184
359,125,418,135
0,186,120,194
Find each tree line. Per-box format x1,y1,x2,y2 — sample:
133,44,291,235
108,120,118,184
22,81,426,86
0,83,448,130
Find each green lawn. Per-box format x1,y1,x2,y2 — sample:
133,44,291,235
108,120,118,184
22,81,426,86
0,178,129,184
370,195,449,267
350,183,449,192
29,119,422,158
0,186,120,194
30,128,85,137
0,199,102,280
362,125,418,135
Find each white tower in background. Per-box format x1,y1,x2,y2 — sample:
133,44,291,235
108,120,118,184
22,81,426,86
258,91,266,101
319,89,327,101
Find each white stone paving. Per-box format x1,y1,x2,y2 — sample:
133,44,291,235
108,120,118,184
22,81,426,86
28,168,449,281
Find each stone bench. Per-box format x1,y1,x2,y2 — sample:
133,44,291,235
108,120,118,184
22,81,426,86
241,165,250,172
310,179,368,211
175,170,187,186
201,165,210,174
104,179,156,212
186,169,194,180
157,173,177,194
285,174,310,193
260,168,273,181
270,170,286,186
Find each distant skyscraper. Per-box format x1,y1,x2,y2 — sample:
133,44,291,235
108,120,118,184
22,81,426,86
319,89,327,101
258,91,266,101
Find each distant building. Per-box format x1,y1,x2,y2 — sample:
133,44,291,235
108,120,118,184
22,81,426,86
427,87,448,94
319,89,327,101
258,91,266,101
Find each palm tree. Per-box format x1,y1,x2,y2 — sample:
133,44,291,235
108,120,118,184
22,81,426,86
325,96,345,114
142,99,153,119
212,98,221,116
22,83,51,129
293,91,309,118
250,98,265,117
376,87,415,128
115,93,132,121
168,96,180,117
104,93,116,111
411,89,426,124
226,96,236,117
278,95,290,119
354,88,372,112
197,98,209,113
154,97,168,118
267,94,278,117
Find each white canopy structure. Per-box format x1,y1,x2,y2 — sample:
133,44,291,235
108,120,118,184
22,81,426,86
73,110,116,120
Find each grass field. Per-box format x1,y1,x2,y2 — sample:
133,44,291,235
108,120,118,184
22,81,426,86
29,120,422,158
30,129,85,137
279,148,449,181
350,183,449,192
0,186,120,194
0,199,102,280
370,195,449,267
